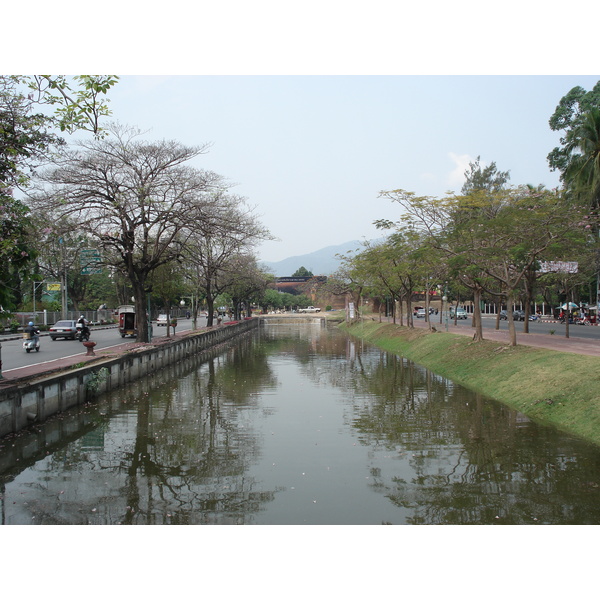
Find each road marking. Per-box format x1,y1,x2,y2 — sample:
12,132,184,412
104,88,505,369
2,326,198,373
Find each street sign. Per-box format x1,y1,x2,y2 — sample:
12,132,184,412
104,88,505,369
80,248,102,275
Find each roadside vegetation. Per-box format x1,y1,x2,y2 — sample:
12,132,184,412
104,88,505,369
339,318,600,447
322,82,600,348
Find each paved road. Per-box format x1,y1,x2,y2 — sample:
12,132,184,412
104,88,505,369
407,313,600,357
422,313,600,341
0,317,212,375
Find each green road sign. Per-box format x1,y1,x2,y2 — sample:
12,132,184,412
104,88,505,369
80,248,102,275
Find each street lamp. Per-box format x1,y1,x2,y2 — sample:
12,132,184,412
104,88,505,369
439,282,449,331
180,295,196,329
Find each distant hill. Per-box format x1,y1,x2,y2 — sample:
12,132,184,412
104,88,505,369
260,240,368,276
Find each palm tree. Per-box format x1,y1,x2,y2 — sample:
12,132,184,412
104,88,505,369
562,108,600,318
563,107,600,211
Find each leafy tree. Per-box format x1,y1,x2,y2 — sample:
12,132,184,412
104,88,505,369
292,266,313,277
0,75,117,312
261,288,285,312
350,241,399,323
30,214,100,312
377,186,589,345
1,75,117,191
548,81,600,177
0,196,36,309
219,254,269,319
461,155,510,195
562,107,600,211
326,250,372,321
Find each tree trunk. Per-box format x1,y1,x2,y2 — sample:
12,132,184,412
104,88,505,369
425,284,431,329
495,300,501,330
206,296,216,327
523,271,535,334
131,278,150,343
507,293,517,346
472,287,484,342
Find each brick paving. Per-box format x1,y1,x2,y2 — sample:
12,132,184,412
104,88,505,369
405,316,600,357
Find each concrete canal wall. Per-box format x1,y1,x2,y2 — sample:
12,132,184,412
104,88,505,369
259,315,326,325
0,319,259,438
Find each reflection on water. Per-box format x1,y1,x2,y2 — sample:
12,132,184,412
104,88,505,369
2,323,600,524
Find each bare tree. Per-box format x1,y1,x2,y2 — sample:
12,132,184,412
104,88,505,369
181,191,272,326
29,125,224,342
219,253,271,320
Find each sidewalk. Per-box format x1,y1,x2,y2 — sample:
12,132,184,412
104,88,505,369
379,316,600,358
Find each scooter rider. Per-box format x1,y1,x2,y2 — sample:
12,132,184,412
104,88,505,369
77,315,90,340
24,321,40,346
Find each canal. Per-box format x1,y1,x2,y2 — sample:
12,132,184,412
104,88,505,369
2,321,600,525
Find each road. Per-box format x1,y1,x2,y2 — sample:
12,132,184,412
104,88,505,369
0,317,212,375
3,313,598,377
412,313,600,340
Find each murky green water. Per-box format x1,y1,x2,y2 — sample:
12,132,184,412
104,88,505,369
2,322,600,525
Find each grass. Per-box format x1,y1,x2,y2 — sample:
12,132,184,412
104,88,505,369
339,319,600,447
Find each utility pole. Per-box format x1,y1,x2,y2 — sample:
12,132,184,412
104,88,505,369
59,237,68,319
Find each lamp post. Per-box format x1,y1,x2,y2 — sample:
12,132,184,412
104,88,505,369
180,296,196,330
440,281,449,332
32,281,45,323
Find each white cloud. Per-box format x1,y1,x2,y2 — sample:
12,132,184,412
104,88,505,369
446,152,474,192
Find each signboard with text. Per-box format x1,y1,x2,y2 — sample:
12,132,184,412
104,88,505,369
80,248,102,275
539,261,578,274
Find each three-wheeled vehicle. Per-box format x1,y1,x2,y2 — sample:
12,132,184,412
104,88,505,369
118,305,137,338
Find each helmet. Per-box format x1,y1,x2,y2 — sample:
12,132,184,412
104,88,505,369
28,321,34,326
80,315,84,319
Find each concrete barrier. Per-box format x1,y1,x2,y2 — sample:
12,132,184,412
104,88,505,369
0,319,258,438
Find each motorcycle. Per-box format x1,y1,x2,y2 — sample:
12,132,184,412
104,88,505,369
76,325,90,342
23,336,40,353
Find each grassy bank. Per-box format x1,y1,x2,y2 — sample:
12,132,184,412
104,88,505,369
339,319,600,447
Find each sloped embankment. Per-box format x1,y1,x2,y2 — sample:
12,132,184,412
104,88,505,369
340,320,600,447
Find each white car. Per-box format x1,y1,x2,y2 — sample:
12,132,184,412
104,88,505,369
156,314,169,326
451,307,468,319
416,309,426,318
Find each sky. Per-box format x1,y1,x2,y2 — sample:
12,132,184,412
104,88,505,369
8,2,600,266
96,75,600,263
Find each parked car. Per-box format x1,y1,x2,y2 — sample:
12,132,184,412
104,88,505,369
156,314,169,326
49,319,78,341
416,308,427,318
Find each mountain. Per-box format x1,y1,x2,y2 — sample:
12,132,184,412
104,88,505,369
260,240,367,276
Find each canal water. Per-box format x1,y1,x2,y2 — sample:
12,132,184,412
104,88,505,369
2,321,600,525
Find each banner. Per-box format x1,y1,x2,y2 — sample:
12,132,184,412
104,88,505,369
539,261,578,274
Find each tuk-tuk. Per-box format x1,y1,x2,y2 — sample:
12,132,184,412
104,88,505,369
118,305,137,338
